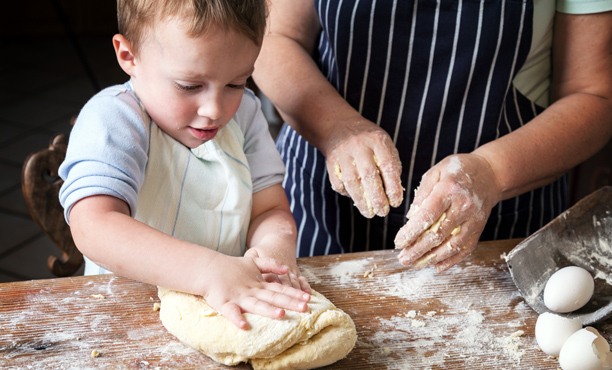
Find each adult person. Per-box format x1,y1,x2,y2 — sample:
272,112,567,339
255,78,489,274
253,0,612,271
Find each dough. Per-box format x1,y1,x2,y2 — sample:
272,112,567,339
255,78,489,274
157,287,357,370
412,211,461,268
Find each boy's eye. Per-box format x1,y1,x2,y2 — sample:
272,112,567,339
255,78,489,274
227,83,247,90
174,83,201,92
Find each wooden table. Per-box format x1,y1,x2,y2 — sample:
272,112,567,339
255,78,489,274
0,239,610,369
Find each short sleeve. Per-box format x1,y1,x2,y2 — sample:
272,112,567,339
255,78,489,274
58,85,150,223
557,0,612,14
233,89,285,193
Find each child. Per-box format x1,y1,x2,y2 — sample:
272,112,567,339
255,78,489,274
59,0,311,330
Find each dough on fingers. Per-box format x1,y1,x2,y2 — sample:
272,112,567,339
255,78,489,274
157,287,357,370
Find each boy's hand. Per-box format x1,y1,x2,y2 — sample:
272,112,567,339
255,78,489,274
201,253,311,330
244,248,311,294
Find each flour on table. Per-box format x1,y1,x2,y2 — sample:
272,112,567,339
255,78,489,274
358,264,530,368
299,266,322,284
328,259,372,284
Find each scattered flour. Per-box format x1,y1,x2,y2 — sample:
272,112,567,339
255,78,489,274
328,259,372,284
158,341,201,364
356,263,533,368
297,266,322,285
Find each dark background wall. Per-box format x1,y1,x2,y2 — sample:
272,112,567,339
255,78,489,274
2,1,118,38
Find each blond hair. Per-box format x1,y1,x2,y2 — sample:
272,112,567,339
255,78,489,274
117,0,267,56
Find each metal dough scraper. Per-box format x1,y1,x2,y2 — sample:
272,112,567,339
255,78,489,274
506,186,612,325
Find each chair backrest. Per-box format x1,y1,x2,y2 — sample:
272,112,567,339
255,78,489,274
21,133,83,277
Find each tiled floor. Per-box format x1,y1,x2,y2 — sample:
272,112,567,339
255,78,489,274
0,35,125,282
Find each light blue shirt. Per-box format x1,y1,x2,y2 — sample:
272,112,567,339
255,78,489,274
59,83,285,274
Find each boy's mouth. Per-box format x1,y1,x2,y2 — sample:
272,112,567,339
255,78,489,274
189,126,218,141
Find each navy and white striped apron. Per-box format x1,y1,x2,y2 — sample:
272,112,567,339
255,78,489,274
276,0,568,257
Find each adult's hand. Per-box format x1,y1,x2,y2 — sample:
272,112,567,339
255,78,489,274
394,154,501,271
252,1,403,218
324,115,403,218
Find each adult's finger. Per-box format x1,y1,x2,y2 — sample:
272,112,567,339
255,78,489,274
400,223,465,269
373,143,403,208
434,232,480,272
397,204,467,266
395,194,451,250
327,161,350,196
407,168,440,219
335,156,376,218
354,150,390,217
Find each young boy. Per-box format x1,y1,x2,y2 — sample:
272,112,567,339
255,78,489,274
58,0,310,330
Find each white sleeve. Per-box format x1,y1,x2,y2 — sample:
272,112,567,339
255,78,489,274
59,86,149,223
557,0,612,14
234,89,286,193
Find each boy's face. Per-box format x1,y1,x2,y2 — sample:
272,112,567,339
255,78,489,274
126,19,260,148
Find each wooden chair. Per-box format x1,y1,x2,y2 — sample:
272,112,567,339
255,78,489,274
21,133,83,277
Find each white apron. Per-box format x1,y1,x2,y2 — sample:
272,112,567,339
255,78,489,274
84,115,252,275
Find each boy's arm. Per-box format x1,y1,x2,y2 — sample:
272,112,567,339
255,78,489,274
69,194,310,329
246,184,311,293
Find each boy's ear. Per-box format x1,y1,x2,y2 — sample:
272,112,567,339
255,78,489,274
113,34,136,76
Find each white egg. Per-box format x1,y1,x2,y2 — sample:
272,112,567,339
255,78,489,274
543,266,594,313
535,312,582,356
559,327,612,370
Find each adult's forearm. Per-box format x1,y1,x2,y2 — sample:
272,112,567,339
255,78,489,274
473,91,612,201
253,35,360,156
476,11,612,201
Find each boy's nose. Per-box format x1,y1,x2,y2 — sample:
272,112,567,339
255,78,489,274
197,93,223,121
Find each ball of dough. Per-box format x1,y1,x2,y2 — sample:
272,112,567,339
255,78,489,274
158,287,357,370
